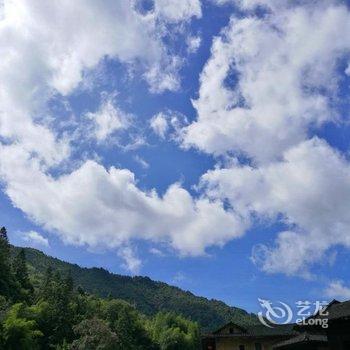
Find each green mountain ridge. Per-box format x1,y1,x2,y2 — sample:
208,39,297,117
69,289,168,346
11,245,258,331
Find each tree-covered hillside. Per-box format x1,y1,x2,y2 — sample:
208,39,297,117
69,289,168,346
12,246,258,331
1,227,201,349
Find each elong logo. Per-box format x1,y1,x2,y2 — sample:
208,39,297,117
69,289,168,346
257,299,329,329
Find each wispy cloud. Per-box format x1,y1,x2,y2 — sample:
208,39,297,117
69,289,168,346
133,155,149,169
149,247,166,257
22,231,50,248
118,246,142,274
324,280,350,301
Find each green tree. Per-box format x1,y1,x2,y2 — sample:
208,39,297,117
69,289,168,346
35,270,75,348
0,227,8,241
148,312,200,350
0,227,13,299
2,303,42,350
38,266,53,301
102,299,155,350
70,317,119,350
0,296,10,348
64,270,74,294
13,249,34,303
70,293,103,325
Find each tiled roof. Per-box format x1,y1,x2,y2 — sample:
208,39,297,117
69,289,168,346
208,322,296,338
272,332,328,349
320,300,350,320
245,324,296,337
308,299,350,321
212,322,247,335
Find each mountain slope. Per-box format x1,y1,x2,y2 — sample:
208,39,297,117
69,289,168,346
12,246,258,331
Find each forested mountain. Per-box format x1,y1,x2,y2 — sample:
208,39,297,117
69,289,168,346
0,226,258,349
11,245,258,331
1,228,200,349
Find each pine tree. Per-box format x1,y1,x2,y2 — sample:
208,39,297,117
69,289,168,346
64,270,74,294
38,269,75,347
13,249,34,303
0,227,8,241
0,226,12,298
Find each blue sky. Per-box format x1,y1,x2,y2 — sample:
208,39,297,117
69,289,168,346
1,0,350,315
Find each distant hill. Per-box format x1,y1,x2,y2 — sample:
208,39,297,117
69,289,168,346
11,245,258,331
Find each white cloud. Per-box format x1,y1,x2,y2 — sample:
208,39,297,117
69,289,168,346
133,155,149,169
1,0,182,97
345,63,350,76
183,1,350,163
154,0,202,22
172,271,186,283
3,0,350,279
150,110,188,140
0,144,245,258
0,0,216,269
187,35,201,53
0,0,199,172
150,113,169,138
118,246,142,274
201,138,350,276
85,96,131,142
22,230,49,247
143,55,182,93
0,1,3,18
0,0,172,126
324,281,350,301
149,247,165,256
213,0,331,11
167,0,350,276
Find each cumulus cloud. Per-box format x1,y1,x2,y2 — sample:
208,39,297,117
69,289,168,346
3,0,350,279
143,55,182,93
213,0,333,11
118,246,142,274
0,0,215,270
0,144,245,258
154,0,202,22
0,0,176,134
1,0,183,98
149,247,165,257
187,35,201,53
150,110,188,140
183,1,350,163
85,96,131,142
0,0,199,170
201,138,350,276
150,113,169,138
23,230,50,247
324,280,350,301
165,0,350,276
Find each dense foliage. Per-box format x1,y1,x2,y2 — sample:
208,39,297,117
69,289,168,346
1,227,201,349
12,245,257,331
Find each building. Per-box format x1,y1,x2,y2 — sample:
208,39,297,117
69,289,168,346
201,322,296,350
324,300,350,349
302,299,350,350
202,299,350,350
272,332,328,350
